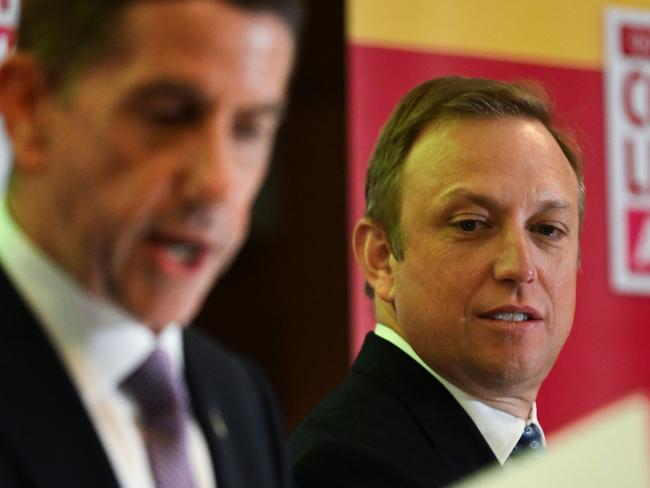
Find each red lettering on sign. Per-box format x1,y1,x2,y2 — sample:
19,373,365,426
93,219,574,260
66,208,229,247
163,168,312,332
625,137,650,195
628,210,650,272
626,139,641,193
622,25,650,58
0,26,14,50
622,70,650,127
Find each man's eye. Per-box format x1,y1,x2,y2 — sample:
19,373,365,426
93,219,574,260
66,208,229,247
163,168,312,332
455,220,485,232
141,100,201,126
234,118,266,142
532,223,564,239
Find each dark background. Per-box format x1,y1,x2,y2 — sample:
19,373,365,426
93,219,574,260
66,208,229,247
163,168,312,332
195,0,350,432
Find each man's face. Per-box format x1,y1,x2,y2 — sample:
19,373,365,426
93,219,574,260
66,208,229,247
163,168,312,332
389,117,580,396
28,1,294,329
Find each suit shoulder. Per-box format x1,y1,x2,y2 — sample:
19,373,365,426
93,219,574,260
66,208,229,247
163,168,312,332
290,429,430,488
182,327,283,425
183,327,248,369
289,369,428,462
291,368,421,440
183,328,266,385
289,369,454,488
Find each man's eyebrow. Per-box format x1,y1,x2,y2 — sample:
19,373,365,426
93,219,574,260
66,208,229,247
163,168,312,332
123,80,210,107
437,188,573,213
236,102,287,121
534,200,572,213
121,80,287,118
436,188,500,209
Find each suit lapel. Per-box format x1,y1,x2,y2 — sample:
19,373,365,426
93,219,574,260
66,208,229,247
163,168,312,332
410,399,497,477
0,270,119,487
183,330,291,488
183,330,245,488
352,333,497,480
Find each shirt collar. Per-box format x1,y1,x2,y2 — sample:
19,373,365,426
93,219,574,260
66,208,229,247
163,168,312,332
0,198,184,408
374,323,546,465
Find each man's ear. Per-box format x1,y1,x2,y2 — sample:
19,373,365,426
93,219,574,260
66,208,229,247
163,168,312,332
0,52,49,171
353,217,396,303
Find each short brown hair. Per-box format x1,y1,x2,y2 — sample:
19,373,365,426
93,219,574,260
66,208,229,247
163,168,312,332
18,0,303,87
364,76,585,260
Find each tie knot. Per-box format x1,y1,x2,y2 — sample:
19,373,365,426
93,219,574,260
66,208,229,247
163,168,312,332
510,423,544,459
122,348,189,418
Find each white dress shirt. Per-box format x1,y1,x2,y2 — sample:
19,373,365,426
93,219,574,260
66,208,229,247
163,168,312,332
0,200,216,487
374,323,546,465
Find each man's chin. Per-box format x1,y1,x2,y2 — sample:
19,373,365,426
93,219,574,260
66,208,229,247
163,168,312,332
106,265,217,332
475,360,549,394
141,309,197,333
123,296,205,333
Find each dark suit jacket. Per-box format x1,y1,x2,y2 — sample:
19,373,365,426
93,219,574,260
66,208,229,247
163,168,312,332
0,269,293,487
289,333,498,488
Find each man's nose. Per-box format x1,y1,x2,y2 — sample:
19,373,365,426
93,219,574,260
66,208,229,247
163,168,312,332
492,227,538,286
180,124,235,204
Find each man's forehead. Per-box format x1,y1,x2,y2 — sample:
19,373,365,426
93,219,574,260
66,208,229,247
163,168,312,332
400,117,580,210
65,1,289,76
64,0,294,105
405,119,459,171
117,1,293,50
404,116,567,174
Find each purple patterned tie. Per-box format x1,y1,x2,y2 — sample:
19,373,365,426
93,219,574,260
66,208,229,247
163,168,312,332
122,348,195,488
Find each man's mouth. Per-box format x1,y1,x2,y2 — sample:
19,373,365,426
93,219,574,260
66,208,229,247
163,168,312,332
490,312,530,322
145,231,213,276
478,306,542,330
164,240,204,265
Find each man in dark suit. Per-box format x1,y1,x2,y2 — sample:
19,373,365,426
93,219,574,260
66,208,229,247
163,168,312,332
290,77,584,487
0,0,300,486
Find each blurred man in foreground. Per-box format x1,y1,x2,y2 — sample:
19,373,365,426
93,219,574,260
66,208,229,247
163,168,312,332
0,0,299,486
290,76,584,487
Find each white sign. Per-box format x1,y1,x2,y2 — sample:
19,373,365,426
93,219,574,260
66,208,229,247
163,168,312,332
605,7,650,294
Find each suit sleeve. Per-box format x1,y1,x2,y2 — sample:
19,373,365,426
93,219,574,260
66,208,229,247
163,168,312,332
291,432,432,488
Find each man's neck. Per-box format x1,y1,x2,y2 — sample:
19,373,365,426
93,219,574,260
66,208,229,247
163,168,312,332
471,395,532,419
373,321,538,419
